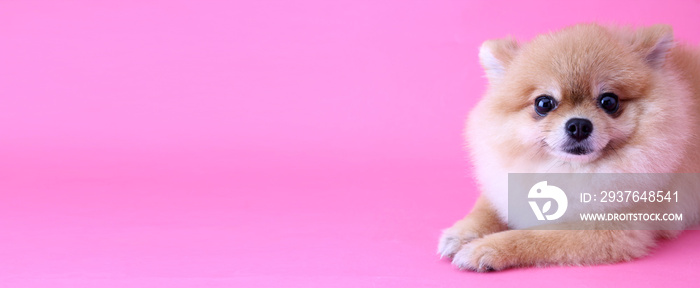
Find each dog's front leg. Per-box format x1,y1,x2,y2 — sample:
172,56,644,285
438,195,507,258
452,228,659,272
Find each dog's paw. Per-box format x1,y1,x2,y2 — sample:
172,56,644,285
451,238,510,272
437,229,478,259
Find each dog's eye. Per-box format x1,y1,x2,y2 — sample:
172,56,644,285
598,93,619,114
534,95,557,116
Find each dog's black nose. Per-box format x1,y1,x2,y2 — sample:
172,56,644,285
565,118,593,142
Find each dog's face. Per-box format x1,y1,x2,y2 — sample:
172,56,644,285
478,24,674,164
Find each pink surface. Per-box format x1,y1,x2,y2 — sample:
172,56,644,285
1,1,700,287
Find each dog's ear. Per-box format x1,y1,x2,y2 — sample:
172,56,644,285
632,24,674,68
479,37,519,83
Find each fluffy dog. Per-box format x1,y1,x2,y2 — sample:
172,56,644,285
438,24,700,272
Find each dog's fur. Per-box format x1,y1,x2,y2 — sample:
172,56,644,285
438,24,700,271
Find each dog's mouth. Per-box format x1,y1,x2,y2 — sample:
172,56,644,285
563,145,593,155
543,137,612,163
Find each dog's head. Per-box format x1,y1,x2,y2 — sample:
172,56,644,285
476,24,681,164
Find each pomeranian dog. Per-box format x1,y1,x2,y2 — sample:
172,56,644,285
438,24,700,271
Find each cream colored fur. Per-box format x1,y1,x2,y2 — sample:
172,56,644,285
438,24,700,272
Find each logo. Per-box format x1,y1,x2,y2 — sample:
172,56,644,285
528,181,568,220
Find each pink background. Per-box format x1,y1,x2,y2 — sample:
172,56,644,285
1,0,699,287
